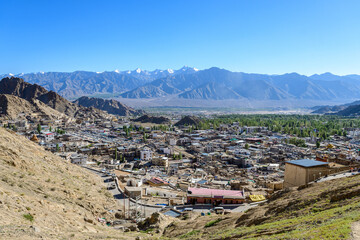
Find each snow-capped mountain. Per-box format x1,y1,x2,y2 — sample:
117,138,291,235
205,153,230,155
0,66,199,99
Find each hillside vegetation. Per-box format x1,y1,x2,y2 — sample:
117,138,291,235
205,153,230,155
162,174,360,239
0,127,137,239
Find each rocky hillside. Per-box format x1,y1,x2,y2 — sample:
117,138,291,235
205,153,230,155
175,116,201,127
0,127,139,239
161,174,360,239
134,114,171,124
335,105,360,117
312,100,360,114
0,94,66,120
0,77,111,120
74,96,143,116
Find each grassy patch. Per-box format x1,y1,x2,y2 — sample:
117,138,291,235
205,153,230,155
179,230,201,239
211,200,360,240
205,218,222,228
140,227,154,233
23,213,34,222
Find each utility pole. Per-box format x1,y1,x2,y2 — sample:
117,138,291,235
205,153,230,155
123,188,126,219
128,193,130,219
143,199,146,218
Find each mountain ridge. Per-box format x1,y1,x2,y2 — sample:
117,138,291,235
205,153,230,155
0,77,111,120
74,96,143,116
3,68,360,103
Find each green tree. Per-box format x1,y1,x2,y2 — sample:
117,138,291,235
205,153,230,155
316,141,320,148
37,124,42,134
56,143,60,152
143,132,147,142
244,143,249,149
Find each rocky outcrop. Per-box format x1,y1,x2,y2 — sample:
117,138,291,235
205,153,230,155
134,114,171,124
0,94,66,120
174,116,201,127
0,77,48,100
0,77,112,120
74,96,143,116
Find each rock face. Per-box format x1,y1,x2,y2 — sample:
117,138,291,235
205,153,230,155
0,77,111,120
175,116,201,127
134,114,171,124
0,127,127,239
74,96,143,116
0,94,66,120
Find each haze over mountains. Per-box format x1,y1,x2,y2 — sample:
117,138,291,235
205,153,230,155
2,67,360,107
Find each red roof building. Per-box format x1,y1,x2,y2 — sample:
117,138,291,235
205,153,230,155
187,187,245,205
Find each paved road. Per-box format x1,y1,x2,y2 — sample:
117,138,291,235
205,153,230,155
175,203,257,213
86,167,258,216
87,168,160,217
317,171,360,183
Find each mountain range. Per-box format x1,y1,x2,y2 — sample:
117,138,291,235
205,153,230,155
121,68,360,101
0,66,198,99
2,67,360,103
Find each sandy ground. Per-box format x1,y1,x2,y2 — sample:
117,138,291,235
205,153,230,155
352,221,360,240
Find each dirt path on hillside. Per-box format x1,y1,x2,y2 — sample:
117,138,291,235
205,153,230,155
352,221,360,240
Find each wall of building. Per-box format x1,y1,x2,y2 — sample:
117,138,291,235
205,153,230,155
284,164,307,188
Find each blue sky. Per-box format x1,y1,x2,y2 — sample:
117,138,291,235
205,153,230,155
1,0,360,75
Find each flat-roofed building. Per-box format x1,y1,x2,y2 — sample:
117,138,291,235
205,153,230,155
284,159,329,188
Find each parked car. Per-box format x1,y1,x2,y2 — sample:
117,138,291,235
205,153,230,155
213,207,224,214
183,208,193,212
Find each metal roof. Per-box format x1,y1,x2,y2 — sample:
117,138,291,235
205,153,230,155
286,159,328,168
163,210,181,218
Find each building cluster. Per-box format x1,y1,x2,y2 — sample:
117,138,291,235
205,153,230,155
2,116,360,207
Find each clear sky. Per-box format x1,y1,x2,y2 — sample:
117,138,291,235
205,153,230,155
1,0,360,75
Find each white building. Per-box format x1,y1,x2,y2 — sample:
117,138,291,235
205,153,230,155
42,132,55,142
70,153,88,165
140,148,152,161
267,163,280,171
169,138,177,146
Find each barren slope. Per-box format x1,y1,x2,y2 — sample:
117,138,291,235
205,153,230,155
0,94,66,120
0,127,136,239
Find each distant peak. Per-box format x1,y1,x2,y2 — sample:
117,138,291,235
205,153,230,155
135,68,141,73
114,69,120,73
321,72,335,76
